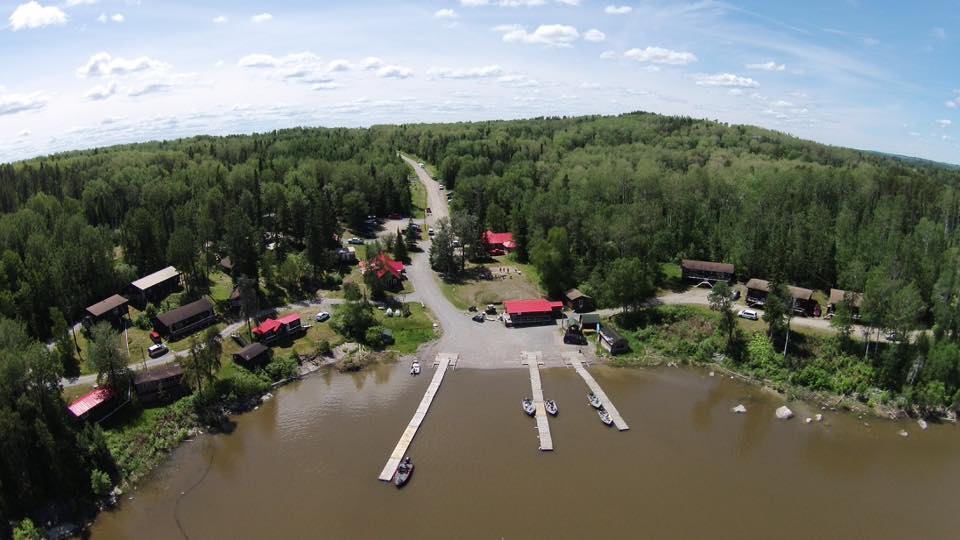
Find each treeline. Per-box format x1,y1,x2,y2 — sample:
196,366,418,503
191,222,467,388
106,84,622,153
0,129,413,339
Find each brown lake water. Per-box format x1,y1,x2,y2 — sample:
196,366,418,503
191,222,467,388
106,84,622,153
91,364,960,540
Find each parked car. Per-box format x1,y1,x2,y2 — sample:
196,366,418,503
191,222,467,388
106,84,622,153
426,207,432,214
315,311,331,322
468,305,478,312
738,309,759,321
885,331,902,342
428,228,435,236
564,333,587,345
347,237,364,245
439,185,444,191
388,213,402,220
418,162,424,167
147,343,169,358
485,304,497,315
730,289,741,301
471,313,485,323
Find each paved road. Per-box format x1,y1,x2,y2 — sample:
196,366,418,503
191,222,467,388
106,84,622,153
60,298,341,388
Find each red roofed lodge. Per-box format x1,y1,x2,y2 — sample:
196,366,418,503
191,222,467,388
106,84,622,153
484,230,516,256
359,252,406,288
252,313,304,344
504,299,564,326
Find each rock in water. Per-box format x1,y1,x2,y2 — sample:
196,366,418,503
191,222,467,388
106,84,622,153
805,417,812,424
917,419,928,430
815,414,823,422
732,404,747,414
898,429,909,437
775,406,794,420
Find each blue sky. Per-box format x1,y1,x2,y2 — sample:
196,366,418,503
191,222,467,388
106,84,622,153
1,0,958,163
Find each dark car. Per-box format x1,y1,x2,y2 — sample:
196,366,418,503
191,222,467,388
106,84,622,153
471,313,485,323
730,289,741,301
564,333,587,345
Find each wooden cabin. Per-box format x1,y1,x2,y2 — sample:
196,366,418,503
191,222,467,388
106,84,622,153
564,289,595,313
233,342,271,368
681,259,735,285
129,266,182,307
503,299,564,326
746,279,819,317
599,325,629,355
84,294,129,328
154,297,216,340
134,364,186,405
828,288,863,319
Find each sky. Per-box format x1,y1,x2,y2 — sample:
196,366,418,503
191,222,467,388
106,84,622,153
1,0,958,164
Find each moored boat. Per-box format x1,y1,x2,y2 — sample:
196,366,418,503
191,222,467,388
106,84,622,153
522,398,536,416
588,392,602,409
410,361,421,375
394,456,414,488
598,407,613,426
545,399,558,416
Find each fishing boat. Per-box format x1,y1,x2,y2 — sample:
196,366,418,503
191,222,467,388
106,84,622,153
588,392,602,409
545,399,558,416
394,456,414,488
410,361,421,375
598,407,613,426
522,398,536,416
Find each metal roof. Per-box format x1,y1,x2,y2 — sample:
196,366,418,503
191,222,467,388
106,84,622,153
131,266,180,292
681,259,735,274
85,294,129,318
234,342,269,362
746,278,813,300
134,364,183,385
829,288,863,307
68,387,116,417
504,299,564,315
156,297,214,327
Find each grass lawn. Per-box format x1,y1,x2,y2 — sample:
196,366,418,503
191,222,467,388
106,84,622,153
378,303,438,354
439,257,544,310
220,305,345,361
209,271,234,302
62,382,97,402
658,261,684,293
411,176,427,219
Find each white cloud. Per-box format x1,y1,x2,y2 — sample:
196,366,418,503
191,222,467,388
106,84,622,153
937,119,952,128
604,5,632,15
9,1,67,30
694,73,760,88
212,15,227,24
361,57,384,70
746,60,785,72
580,82,601,89
599,50,617,59
583,29,606,42
250,13,272,23
377,65,414,79
932,27,946,40
77,52,170,78
948,101,957,109
327,59,352,72
98,12,123,23
428,65,503,79
237,53,278,68
84,81,118,100
0,90,50,115
127,82,174,97
460,0,489,5
623,46,697,65
434,8,458,19
238,52,335,84
65,0,98,5
497,74,539,87
461,0,580,6
496,24,580,47
18,129,31,138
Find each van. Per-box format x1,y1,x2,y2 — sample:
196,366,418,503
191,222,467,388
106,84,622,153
738,309,759,321
148,343,169,358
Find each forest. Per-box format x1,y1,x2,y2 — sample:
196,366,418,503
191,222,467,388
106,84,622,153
3,111,960,529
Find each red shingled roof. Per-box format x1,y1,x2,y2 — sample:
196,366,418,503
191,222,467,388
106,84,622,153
504,299,564,315
361,252,405,280
68,387,116,417
484,230,515,249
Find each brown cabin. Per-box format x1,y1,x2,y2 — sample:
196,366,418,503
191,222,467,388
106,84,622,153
134,364,186,405
233,342,271,368
746,279,819,317
155,297,217,340
681,259,735,285
828,288,863,319
564,289,595,313
84,294,129,328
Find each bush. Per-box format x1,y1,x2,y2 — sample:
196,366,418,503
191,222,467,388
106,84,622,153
315,339,332,357
13,519,42,540
365,325,387,349
214,367,270,403
90,468,112,497
261,354,299,381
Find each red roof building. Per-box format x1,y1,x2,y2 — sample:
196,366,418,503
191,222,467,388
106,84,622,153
252,313,304,343
68,387,117,421
359,252,406,287
484,230,516,255
503,299,564,326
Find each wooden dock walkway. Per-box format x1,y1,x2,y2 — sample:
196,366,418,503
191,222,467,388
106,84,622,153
568,355,629,431
522,351,553,451
378,353,456,481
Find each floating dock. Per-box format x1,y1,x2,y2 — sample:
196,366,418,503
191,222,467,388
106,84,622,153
522,351,553,451
378,353,456,481
568,355,629,431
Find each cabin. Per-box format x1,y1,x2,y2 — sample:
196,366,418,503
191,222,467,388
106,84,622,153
599,325,629,355
68,387,120,423
484,230,516,256
134,364,186,405
337,247,358,264
359,253,405,289
252,313,304,344
681,259,735,285
564,289,595,313
84,294,129,328
129,266,182,308
745,279,820,317
154,297,216,340
219,256,234,274
828,288,863,319
503,299,564,326
233,342,272,368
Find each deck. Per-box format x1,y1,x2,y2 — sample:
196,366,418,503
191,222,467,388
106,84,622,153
522,351,553,451
567,354,629,431
378,353,456,481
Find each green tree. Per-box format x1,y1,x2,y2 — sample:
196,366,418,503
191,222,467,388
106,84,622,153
708,281,736,348
13,519,42,540
530,227,573,298
393,228,409,262
182,327,222,393
429,218,457,276
87,321,129,389
90,469,112,498
601,257,655,312
50,307,78,376
830,294,855,344
332,297,376,341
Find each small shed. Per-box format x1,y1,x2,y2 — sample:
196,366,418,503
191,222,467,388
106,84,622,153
134,364,186,405
681,259,735,285
233,342,271,368
68,387,119,423
129,266,182,307
564,289,595,313
155,297,216,340
599,325,629,355
84,294,129,328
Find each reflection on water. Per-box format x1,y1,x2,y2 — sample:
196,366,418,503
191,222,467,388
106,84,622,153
92,364,960,540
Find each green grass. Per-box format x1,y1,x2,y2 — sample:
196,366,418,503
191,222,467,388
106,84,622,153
440,258,544,310
209,271,234,302
378,303,438,354
411,176,427,219
657,261,684,292
102,397,197,486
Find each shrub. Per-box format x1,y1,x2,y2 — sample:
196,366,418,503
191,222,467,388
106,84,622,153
13,519,42,540
315,339,332,357
262,354,299,381
365,325,387,349
90,468,112,497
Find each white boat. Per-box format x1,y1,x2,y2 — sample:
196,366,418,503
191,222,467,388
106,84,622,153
598,407,613,426
522,398,535,416
588,392,602,409
410,361,421,375
545,399,558,416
